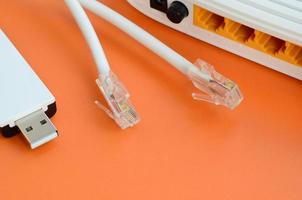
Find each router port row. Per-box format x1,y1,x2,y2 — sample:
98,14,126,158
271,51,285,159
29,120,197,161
193,5,302,67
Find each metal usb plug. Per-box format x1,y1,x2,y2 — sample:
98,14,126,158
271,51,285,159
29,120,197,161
15,109,58,149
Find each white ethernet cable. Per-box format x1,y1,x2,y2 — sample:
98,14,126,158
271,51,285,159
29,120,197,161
65,0,140,129
75,0,243,109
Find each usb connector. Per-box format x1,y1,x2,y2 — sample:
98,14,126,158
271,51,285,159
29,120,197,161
15,110,58,149
0,30,58,148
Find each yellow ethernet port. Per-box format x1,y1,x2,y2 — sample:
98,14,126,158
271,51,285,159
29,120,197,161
246,30,284,55
193,4,302,67
193,5,223,32
216,18,254,43
276,42,302,66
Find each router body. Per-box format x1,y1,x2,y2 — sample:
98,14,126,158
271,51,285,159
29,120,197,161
128,0,302,80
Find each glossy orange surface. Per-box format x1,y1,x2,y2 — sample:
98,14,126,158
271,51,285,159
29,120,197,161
0,1,302,199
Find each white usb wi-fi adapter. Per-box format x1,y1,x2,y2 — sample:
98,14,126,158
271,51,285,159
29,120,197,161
0,30,58,149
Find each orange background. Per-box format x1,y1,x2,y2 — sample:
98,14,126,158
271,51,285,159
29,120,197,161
1,0,302,199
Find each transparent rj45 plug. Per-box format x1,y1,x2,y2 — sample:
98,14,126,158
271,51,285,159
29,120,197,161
95,72,140,129
187,59,243,109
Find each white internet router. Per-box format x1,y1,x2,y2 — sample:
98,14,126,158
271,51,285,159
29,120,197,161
128,0,302,80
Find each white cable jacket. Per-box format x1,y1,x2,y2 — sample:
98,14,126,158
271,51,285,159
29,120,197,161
65,0,110,75
79,0,208,79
